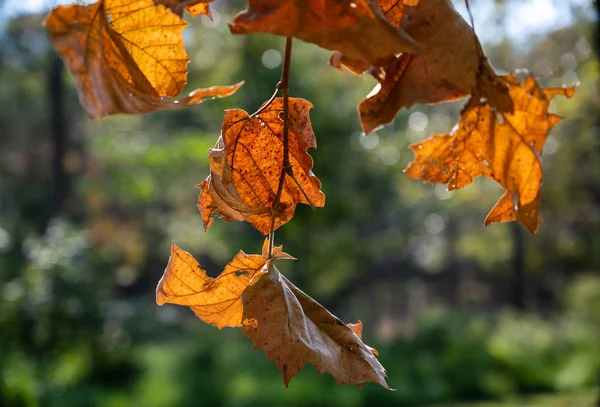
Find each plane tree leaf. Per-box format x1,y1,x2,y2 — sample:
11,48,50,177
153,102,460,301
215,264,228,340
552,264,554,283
44,0,242,118
156,242,268,329
229,0,419,67
359,0,507,134
405,75,575,233
197,98,326,235
242,262,389,388
156,239,293,329
329,0,511,134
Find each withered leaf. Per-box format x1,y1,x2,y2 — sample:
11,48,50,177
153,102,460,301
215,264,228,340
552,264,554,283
329,0,421,75
229,0,419,67
156,242,268,328
154,0,214,17
198,98,326,235
358,0,496,134
242,263,389,388
405,75,575,233
45,0,242,118
156,239,294,328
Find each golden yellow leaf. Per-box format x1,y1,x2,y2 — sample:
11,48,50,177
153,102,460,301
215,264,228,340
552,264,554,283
44,0,242,118
242,263,389,388
198,98,326,235
229,0,419,67
156,242,267,329
405,75,575,233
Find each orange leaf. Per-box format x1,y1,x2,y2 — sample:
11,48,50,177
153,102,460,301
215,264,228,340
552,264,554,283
405,75,575,233
357,0,492,134
156,242,268,329
242,263,389,388
44,0,242,118
197,98,326,235
154,0,214,17
229,0,419,67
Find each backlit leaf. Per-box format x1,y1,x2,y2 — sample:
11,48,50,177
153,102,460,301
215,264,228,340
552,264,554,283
45,0,242,118
156,242,269,329
229,0,419,67
198,98,326,235
405,75,575,233
358,0,495,134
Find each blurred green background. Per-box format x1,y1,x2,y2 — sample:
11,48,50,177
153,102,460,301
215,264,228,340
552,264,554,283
1,0,599,406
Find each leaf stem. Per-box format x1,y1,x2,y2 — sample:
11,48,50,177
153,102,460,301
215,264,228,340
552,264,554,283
249,82,281,118
268,36,293,259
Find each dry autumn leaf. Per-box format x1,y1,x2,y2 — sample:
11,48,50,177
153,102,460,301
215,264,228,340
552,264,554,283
329,0,419,75
156,240,294,328
358,0,509,134
154,0,214,17
198,98,326,235
229,0,419,67
329,0,510,134
242,263,389,388
44,0,242,118
405,75,575,233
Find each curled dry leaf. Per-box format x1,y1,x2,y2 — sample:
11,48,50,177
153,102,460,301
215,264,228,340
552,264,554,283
156,239,294,328
45,0,242,118
329,0,420,75
242,263,389,388
358,0,506,134
156,242,268,328
405,75,575,233
154,0,214,17
198,98,325,235
229,0,419,67
330,0,510,134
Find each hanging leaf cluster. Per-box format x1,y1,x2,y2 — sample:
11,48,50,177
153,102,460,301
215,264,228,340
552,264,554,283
45,0,576,389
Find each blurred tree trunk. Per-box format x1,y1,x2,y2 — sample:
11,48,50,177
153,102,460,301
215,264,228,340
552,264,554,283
48,52,69,221
510,223,526,310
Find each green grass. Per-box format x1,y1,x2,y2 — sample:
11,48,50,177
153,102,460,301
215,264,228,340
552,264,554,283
436,390,599,407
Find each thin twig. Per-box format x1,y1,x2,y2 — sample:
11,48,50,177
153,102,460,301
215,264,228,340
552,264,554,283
465,0,475,30
268,36,293,259
249,82,281,119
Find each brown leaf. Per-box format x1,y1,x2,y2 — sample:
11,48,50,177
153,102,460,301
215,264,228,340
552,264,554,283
156,242,268,329
242,263,389,388
154,0,214,17
328,0,419,76
405,75,575,233
358,0,488,134
45,0,242,118
198,98,325,235
229,0,419,67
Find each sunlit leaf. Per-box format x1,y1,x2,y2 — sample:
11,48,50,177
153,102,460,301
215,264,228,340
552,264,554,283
229,0,419,67
198,98,325,235
45,0,242,118
156,242,270,328
405,75,575,233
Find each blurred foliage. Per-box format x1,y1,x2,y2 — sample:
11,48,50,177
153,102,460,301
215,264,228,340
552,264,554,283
0,1,599,406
